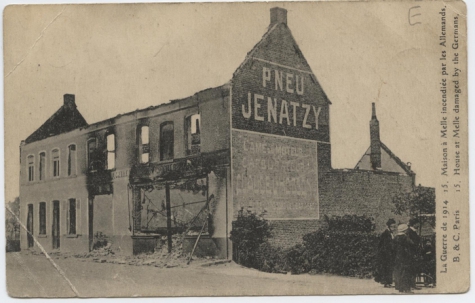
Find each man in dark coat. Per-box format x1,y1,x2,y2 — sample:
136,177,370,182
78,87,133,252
374,219,397,287
393,224,415,293
407,218,421,289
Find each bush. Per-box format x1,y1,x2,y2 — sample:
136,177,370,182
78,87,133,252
256,242,288,273
285,227,379,278
231,212,380,278
230,208,273,270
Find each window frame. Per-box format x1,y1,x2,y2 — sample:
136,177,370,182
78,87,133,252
51,148,60,178
67,143,77,176
27,154,35,182
67,198,77,236
38,151,46,181
38,202,46,236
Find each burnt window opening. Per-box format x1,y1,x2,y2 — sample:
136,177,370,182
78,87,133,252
160,122,174,161
52,149,60,177
27,155,35,182
39,152,46,181
67,198,76,235
138,125,150,164
39,202,46,235
106,133,116,170
87,138,101,171
186,114,201,155
68,144,77,176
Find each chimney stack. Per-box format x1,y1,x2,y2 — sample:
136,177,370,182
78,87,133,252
63,94,76,109
370,103,381,170
270,7,287,26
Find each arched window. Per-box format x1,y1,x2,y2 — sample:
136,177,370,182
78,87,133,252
160,122,174,161
138,125,150,164
52,149,60,177
27,155,35,182
68,144,77,176
106,133,115,170
39,152,46,181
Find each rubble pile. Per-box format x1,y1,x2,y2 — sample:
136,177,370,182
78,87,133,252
23,233,220,268
86,233,198,267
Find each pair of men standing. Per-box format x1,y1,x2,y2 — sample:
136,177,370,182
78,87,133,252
374,218,421,293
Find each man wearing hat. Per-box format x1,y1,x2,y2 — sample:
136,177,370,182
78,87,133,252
393,224,414,293
407,218,421,289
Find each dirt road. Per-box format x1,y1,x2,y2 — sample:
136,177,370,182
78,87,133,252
6,252,435,297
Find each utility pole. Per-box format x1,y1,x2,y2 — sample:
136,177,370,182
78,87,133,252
165,183,172,253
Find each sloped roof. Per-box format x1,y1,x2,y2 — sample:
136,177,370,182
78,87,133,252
232,21,331,105
25,9,330,144
25,99,88,144
354,142,414,175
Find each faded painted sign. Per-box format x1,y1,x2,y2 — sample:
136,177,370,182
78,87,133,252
232,130,319,219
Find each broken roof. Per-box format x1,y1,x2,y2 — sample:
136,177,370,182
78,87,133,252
354,142,414,175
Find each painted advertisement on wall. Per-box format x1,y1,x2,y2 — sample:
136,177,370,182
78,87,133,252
231,56,330,142
232,130,318,219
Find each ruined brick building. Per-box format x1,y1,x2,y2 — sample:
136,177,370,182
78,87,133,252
19,8,427,257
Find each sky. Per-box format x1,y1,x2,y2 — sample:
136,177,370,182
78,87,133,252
3,1,467,202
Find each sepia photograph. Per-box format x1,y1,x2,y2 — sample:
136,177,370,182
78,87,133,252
3,0,469,298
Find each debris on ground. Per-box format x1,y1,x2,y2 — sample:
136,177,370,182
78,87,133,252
23,233,224,268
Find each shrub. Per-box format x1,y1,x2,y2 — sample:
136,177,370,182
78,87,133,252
256,242,287,273
285,215,379,278
231,212,380,279
230,208,272,270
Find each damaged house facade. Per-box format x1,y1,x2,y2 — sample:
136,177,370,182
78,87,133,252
19,8,425,257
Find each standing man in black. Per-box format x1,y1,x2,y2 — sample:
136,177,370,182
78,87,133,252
407,218,421,290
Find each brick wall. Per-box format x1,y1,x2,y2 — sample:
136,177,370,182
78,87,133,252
264,170,415,249
267,219,322,249
319,169,415,232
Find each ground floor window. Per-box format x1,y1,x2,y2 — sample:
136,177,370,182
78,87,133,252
68,198,76,235
39,202,46,235
27,204,34,247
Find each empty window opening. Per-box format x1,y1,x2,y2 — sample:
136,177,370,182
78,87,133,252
87,139,97,171
160,122,174,161
106,134,115,170
139,125,150,164
186,114,201,155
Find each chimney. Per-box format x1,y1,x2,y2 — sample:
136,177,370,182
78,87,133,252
270,7,287,26
63,94,76,109
370,103,381,170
